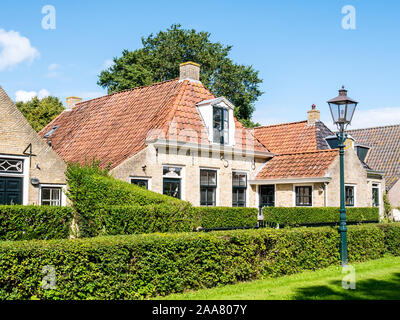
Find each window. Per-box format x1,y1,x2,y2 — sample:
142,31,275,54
131,178,148,189
295,186,312,206
232,172,247,207
0,158,23,173
41,187,61,206
200,169,217,206
163,166,182,199
372,184,379,207
345,186,355,206
213,107,229,144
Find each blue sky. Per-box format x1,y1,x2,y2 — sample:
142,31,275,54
1,0,400,129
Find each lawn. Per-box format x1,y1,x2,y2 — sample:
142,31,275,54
159,255,400,300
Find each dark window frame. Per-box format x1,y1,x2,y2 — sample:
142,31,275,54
295,186,313,207
372,184,379,207
232,172,247,207
200,169,217,206
213,106,229,145
130,178,149,189
163,178,181,199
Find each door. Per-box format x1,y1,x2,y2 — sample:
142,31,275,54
163,178,181,199
259,185,275,208
0,177,23,205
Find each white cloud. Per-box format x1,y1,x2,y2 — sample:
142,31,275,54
0,29,39,71
48,63,60,71
15,89,50,102
45,63,61,78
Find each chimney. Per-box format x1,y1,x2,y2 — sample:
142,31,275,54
307,104,320,125
65,96,82,111
179,61,200,82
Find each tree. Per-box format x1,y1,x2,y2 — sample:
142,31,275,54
98,24,263,126
16,96,64,132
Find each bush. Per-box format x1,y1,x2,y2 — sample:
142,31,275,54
263,207,379,226
0,205,74,240
192,207,258,229
0,223,398,300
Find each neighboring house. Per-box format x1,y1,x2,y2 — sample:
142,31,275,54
253,108,385,216
0,86,67,206
347,125,400,207
38,62,384,216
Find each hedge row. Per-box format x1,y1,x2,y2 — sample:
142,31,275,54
0,223,399,300
192,207,258,229
0,205,74,240
263,206,380,226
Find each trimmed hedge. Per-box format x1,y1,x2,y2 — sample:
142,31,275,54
0,205,74,240
0,223,399,300
263,206,379,226
192,207,258,229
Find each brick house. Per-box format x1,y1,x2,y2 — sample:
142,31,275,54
347,125,400,207
0,86,67,206
38,62,385,216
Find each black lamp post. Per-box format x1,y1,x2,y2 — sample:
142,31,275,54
327,86,358,266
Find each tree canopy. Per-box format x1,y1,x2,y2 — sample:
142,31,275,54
16,96,64,132
98,24,263,126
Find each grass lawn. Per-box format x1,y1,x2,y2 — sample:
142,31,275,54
159,255,400,300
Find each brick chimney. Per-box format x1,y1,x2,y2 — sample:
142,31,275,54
179,61,200,82
65,96,82,111
307,104,320,125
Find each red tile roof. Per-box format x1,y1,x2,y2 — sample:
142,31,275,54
254,120,333,154
255,149,339,180
39,79,268,169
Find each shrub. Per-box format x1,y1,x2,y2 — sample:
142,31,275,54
263,207,379,226
0,205,74,240
0,223,398,300
192,207,258,229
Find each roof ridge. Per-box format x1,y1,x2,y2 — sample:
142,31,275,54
254,120,308,130
347,123,400,132
276,149,339,156
73,78,180,106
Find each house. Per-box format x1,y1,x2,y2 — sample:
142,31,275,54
347,125,400,207
0,86,67,206
38,62,385,216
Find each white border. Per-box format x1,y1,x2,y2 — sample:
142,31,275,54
345,183,357,207
130,176,152,191
162,164,185,201
38,183,67,206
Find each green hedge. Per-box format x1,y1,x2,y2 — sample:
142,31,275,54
192,207,258,229
0,223,399,300
0,205,74,241
263,207,379,226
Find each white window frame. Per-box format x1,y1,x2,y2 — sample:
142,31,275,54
293,184,314,207
345,184,357,207
130,176,152,191
0,154,29,205
162,165,185,200
39,184,67,206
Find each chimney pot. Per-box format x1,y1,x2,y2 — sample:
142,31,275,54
65,96,82,111
179,61,200,82
307,104,320,125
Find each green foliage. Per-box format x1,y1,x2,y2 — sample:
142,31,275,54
16,96,64,132
97,24,263,124
192,207,258,229
383,193,392,219
0,205,74,240
0,223,398,300
377,223,400,256
263,207,379,226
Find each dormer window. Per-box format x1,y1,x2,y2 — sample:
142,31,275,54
213,107,229,144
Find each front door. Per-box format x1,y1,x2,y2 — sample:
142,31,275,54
0,177,23,205
259,185,275,208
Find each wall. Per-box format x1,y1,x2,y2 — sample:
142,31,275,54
0,87,67,205
388,179,400,208
112,144,266,207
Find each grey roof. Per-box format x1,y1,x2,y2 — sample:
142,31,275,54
347,124,400,191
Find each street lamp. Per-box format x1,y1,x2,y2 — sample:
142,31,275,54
327,86,358,266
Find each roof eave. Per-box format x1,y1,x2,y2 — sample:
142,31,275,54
249,177,332,185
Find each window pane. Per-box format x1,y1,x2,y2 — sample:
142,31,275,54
295,186,312,206
41,187,61,206
163,166,181,177
131,179,148,189
208,171,216,186
42,188,50,200
52,189,60,200
345,186,354,206
163,178,181,199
